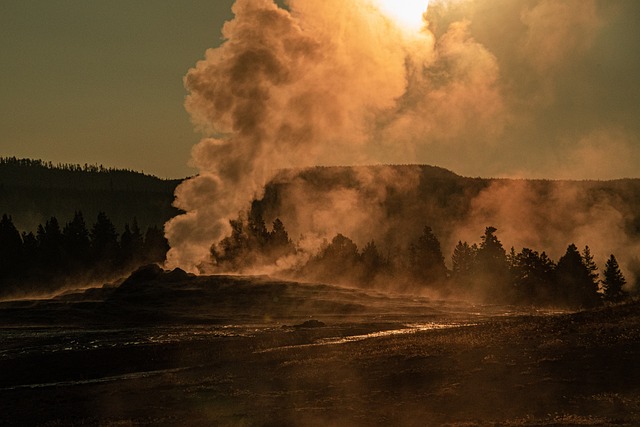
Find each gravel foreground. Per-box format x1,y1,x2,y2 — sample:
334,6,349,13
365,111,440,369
1,274,639,426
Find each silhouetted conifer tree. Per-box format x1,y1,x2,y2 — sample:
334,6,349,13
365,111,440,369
143,225,169,265
582,246,600,287
0,214,23,286
37,217,64,278
451,241,477,284
555,244,601,308
266,218,295,260
305,234,360,284
119,218,144,268
475,227,510,301
213,218,251,269
511,248,556,305
248,205,269,249
602,254,628,303
62,211,90,272
360,240,386,285
90,212,119,270
408,226,447,285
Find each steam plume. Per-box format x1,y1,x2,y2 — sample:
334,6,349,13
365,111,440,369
165,0,429,271
166,0,633,276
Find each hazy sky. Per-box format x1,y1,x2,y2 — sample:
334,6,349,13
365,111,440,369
1,0,234,178
1,0,639,179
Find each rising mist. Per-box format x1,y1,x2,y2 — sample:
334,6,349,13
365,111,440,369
164,0,639,292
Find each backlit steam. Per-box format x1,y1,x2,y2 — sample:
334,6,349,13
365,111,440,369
165,0,416,271
373,0,430,34
165,0,630,282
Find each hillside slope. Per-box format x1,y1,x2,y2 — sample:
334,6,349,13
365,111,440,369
0,157,182,232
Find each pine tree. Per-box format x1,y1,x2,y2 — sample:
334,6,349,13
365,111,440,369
555,244,601,308
37,216,64,275
582,245,600,287
90,212,119,269
360,240,386,285
408,226,447,285
266,218,295,260
475,227,510,301
511,248,556,305
602,254,628,303
118,218,144,268
0,214,23,285
143,225,169,265
451,241,476,282
62,211,90,270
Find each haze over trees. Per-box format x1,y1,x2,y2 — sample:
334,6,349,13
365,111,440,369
210,206,632,309
1,159,638,309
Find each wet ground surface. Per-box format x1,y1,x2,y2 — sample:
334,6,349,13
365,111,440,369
1,271,639,426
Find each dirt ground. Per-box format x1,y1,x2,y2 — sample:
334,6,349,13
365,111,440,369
1,300,640,426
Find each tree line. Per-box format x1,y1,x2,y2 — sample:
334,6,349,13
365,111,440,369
212,210,630,309
0,212,169,297
0,156,142,175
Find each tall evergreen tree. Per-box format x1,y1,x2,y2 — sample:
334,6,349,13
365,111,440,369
90,212,119,269
119,218,144,268
555,244,601,308
511,248,556,304
0,214,23,285
475,227,510,301
143,225,169,265
266,218,295,260
408,226,447,285
451,241,477,284
602,254,628,303
62,211,90,271
582,245,600,287
360,240,386,285
37,216,64,275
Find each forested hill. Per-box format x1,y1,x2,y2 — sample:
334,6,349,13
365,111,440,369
0,157,182,232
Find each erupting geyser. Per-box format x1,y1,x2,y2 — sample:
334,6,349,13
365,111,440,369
164,0,635,283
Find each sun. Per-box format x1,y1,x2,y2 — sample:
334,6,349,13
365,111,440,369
373,0,429,33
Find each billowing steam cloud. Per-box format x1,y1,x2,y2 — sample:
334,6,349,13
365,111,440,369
166,0,636,276
165,0,428,271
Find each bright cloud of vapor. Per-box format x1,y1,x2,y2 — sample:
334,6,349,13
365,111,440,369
165,0,639,274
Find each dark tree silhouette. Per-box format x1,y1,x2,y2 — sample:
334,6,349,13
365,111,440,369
62,211,91,272
582,245,600,286
120,218,144,268
213,218,252,270
475,227,510,301
510,248,556,305
360,240,386,285
323,234,359,265
0,214,23,285
90,212,119,270
302,234,361,285
555,244,601,308
143,225,169,265
602,254,628,303
269,218,289,247
265,218,295,260
408,226,447,285
248,205,269,249
37,217,64,277
451,241,476,284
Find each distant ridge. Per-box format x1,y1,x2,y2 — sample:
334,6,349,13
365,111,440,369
0,157,182,191
0,157,182,232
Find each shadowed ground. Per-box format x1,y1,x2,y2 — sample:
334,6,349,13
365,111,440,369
0,268,639,426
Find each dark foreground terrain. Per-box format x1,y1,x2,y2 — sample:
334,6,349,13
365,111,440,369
1,266,639,426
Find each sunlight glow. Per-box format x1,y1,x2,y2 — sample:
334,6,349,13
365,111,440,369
373,0,429,33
